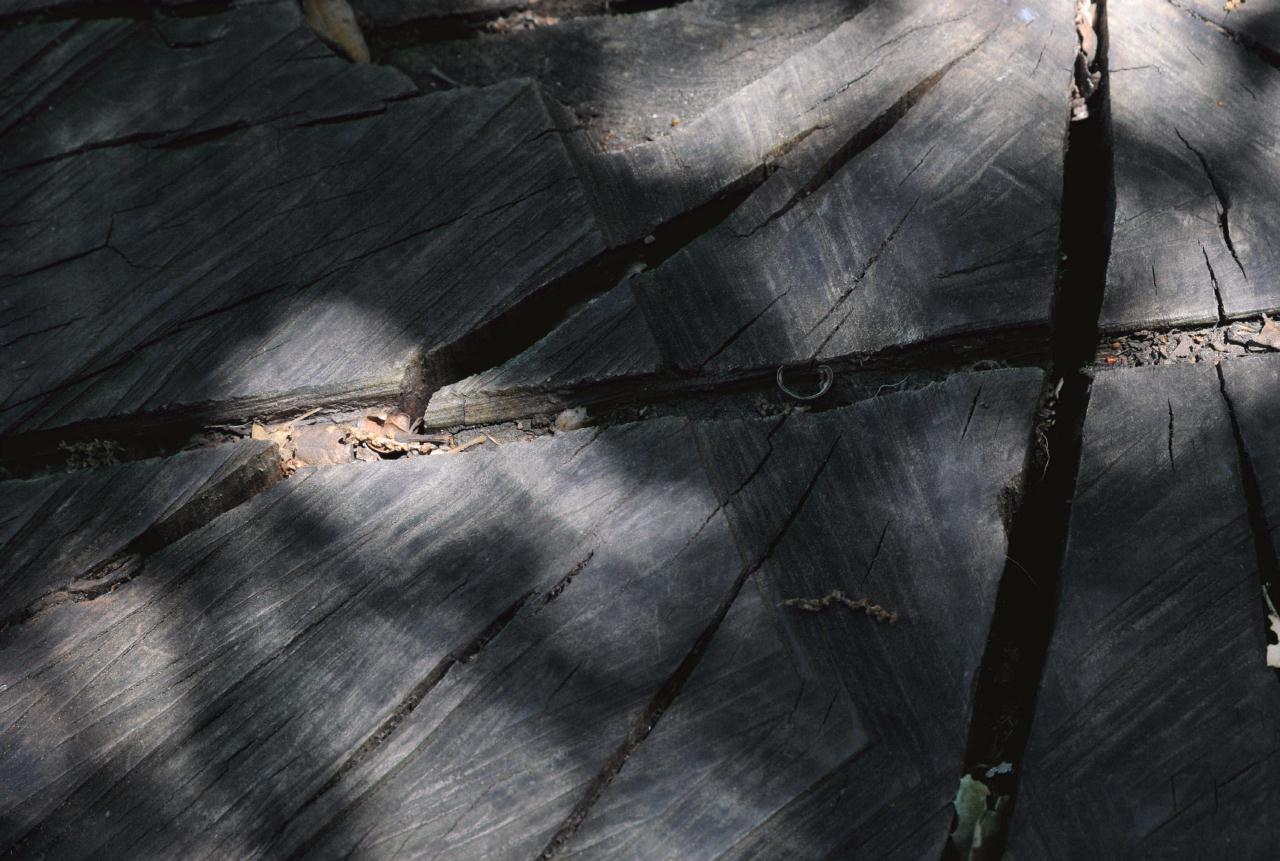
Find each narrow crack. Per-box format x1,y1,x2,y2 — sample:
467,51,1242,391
540,549,596,606
734,39,985,241
949,0,1114,854
1167,398,1176,473
1201,243,1228,324
1175,128,1247,283
396,174,760,419
364,0,696,54
1163,0,1280,72
281,590,535,856
539,433,842,859
1215,363,1280,684
0,441,286,631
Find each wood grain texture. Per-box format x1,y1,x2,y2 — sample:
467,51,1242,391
568,0,1047,245
419,0,1070,427
1006,362,1280,857
0,439,280,623
1102,0,1280,331
633,0,1069,376
0,420,743,858
556,575,861,861
423,279,664,428
380,0,857,151
1,74,606,437
1223,354,1280,560
0,371,1040,859
422,0,1073,427
613,367,1040,858
0,1,414,172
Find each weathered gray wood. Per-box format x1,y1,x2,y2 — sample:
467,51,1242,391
632,0,1069,377
1007,362,1280,857
1179,0,1280,66
0,439,280,624
422,0,1072,428
1224,354,1280,558
568,368,1041,858
423,0,1072,428
559,578,860,861
569,0,1047,245
0,369,1039,858
380,0,857,151
0,1,414,172
1102,0,1280,331
1,74,607,438
423,278,664,428
0,420,743,858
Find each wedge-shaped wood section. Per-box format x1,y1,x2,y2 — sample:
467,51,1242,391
1102,0,1280,331
2,66,606,437
423,0,1072,426
1007,362,1280,856
557,580,861,861
0,420,743,858
637,0,1068,375
0,0,414,171
1224,354,1280,568
0,439,280,624
558,368,1044,858
424,280,664,428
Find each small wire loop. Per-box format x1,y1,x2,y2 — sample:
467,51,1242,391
776,364,834,401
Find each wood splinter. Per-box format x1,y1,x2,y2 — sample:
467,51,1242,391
781,589,899,623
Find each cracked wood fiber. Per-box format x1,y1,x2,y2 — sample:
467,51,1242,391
1103,0,1280,331
0,439,280,624
1,8,608,439
1223,354,1280,569
618,367,1040,858
0,0,414,172
423,0,1075,427
375,0,859,151
637,0,1070,375
1007,362,1280,857
0,420,739,858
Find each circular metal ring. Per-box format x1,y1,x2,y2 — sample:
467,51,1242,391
776,364,834,401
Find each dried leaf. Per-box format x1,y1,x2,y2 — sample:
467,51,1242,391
1250,315,1280,351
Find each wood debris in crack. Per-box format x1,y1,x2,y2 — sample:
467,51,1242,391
781,589,899,623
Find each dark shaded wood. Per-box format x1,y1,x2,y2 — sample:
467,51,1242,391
566,368,1041,858
1007,362,1280,857
379,0,858,150
0,439,281,623
423,279,664,428
0,420,743,858
1224,354,1280,558
1102,0,1280,331
633,0,1069,377
0,1,414,172
561,577,864,859
421,0,1073,428
1,71,607,437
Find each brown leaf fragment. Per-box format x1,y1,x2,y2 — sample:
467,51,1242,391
291,425,354,466
1250,315,1280,351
